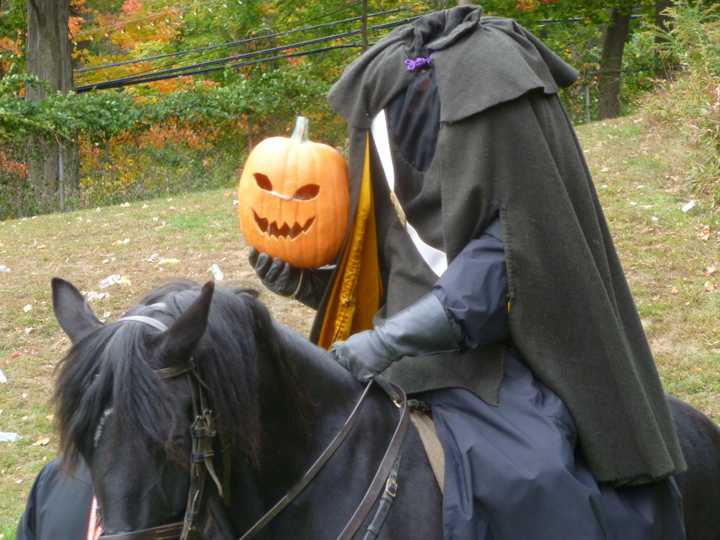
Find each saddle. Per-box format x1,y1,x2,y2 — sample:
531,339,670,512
410,408,445,494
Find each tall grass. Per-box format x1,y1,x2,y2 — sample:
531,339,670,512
645,1,720,205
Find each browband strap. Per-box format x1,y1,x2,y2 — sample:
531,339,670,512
117,316,168,332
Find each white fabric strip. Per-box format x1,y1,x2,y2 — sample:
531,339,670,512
370,110,448,277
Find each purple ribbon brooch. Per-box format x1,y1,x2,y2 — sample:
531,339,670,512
404,55,433,72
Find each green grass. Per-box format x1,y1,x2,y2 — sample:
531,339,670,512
0,113,718,533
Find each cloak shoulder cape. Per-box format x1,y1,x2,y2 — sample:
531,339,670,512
312,6,686,485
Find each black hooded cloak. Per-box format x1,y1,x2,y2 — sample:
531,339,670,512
311,6,685,485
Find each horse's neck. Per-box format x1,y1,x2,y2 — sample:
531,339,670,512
274,322,361,412
230,323,363,493
226,323,398,536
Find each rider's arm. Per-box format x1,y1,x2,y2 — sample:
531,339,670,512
432,217,509,348
332,218,508,382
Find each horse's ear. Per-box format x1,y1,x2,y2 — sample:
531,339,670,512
158,281,214,364
51,277,103,343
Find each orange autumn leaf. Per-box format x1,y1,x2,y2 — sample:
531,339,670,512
0,37,22,56
122,0,143,15
68,16,84,39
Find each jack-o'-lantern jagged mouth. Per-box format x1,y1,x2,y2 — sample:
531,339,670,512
252,210,316,239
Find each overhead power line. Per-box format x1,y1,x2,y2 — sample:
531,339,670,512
75,43,363,92
75,6,410,75
75,13,423,93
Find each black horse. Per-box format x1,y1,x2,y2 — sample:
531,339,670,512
51,278,720,539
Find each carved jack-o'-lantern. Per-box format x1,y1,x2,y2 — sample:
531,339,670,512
237,116,349,269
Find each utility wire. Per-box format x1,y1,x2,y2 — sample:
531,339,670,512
76,43,363,92
75,11,425,92
77,12,420,89
75,6,410,74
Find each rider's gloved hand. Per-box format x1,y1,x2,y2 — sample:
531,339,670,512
248,249,332,310
331,293,464,383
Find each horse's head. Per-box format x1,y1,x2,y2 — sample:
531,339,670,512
51,278,286,537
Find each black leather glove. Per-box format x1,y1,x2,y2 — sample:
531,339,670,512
248,249,332,310
331,293,463,383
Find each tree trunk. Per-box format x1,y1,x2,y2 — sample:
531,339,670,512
26,0,79,213
598,8,632,119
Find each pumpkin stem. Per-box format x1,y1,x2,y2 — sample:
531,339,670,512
291,116,310,143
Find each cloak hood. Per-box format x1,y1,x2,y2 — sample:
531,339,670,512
328,6,578,128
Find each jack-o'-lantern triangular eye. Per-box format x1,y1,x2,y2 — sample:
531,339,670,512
254,173,273,191
293,184,320,200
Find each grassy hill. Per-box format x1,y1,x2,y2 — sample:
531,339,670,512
0,113,718,537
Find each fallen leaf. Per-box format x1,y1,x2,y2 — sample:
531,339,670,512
99,274,130,288
670,287,679,295
86,291,109,302
31,436,50,447
681,201,696,213
704,281,717,293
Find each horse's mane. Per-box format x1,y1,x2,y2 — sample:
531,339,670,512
53,280,306,470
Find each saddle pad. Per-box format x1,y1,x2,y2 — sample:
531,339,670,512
410,411,445,493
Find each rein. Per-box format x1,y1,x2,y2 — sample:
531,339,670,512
99,317,410,540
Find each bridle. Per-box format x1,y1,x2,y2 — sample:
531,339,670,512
98,316,410,540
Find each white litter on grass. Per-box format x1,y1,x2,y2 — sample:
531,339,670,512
681,201,696,213
0,432,20,443
0,369,7,384
0,265,10,273
86,291,109,302
100,274,122,288
22,304,32,313
99,274,130,288
210,264,224,281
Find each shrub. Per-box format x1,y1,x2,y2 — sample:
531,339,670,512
645,1,720,204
